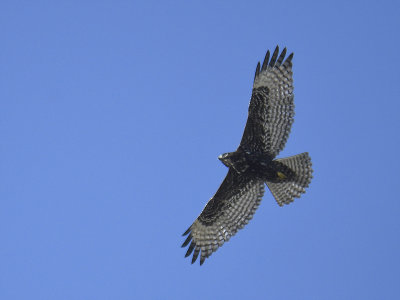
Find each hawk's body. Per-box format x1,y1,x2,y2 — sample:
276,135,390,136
182,46,313,265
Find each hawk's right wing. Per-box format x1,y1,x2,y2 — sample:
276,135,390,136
182,169,264,265
239,46,295,158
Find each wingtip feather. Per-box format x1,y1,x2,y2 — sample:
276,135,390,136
276,47,287,66
181,233,192,247
285,52,294,64
269,46,279,67
261,50,270,71
185,241,195,257
254,62,260,80
182,226,191,236
191,247,200,264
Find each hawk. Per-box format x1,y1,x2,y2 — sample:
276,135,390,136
182,46,313,265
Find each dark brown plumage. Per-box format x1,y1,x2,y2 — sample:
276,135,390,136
182,46,313,265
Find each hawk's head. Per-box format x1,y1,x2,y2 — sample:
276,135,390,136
218,152,234,168
218,152,249,173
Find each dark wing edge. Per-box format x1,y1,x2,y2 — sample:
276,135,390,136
241,46,295,157
181,170,265,265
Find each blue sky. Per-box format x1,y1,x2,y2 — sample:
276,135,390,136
1,1,399,299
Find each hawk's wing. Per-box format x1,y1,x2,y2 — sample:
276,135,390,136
182,169,264,265
239,46,294,157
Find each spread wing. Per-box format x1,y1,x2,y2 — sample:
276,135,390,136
239,46,294,158
181,169,264,265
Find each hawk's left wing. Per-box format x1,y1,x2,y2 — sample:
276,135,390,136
239,46,295,157
182,169,264,265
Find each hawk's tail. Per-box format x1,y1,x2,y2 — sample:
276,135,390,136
266,152,313,206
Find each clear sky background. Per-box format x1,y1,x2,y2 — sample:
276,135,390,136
1,1,400,299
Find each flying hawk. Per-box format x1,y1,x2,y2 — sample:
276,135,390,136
182,46,313,265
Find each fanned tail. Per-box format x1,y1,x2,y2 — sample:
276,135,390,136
266,152,313,206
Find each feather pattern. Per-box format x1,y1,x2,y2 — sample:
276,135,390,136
241,46,294,157
182,169,264,265
266,152,313,206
